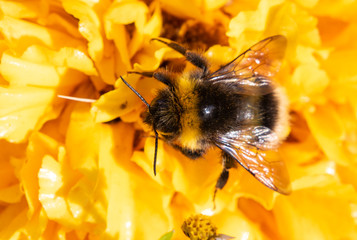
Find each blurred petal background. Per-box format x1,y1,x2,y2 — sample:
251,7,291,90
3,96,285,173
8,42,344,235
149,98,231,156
0,0,356,239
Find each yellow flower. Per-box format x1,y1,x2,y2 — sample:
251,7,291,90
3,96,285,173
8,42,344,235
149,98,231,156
181,214,217,240
1,0,357,239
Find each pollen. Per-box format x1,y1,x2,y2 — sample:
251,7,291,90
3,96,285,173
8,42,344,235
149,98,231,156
181,214,217,240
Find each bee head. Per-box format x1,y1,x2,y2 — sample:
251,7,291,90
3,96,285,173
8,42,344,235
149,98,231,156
144,89,181,140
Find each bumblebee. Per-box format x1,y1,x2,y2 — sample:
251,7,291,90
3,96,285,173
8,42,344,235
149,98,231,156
121,35,291,195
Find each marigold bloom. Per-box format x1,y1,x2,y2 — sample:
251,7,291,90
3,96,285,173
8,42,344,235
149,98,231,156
0,0,356,240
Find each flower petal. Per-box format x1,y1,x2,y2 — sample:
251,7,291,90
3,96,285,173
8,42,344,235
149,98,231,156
0,86,55,142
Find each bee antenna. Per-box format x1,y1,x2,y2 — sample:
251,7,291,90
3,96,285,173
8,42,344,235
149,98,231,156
120,76,149,108
153,128,159,176
120,75,159,176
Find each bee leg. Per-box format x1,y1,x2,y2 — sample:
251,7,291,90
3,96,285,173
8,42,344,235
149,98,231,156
128,70,174,88
213,152,237,206
151,38,209,73
213,168,229,209
128,71,154,78
215,168,230,190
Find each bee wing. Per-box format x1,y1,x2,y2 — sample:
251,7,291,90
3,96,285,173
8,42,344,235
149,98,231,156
215,126,291,195
205,35,287,95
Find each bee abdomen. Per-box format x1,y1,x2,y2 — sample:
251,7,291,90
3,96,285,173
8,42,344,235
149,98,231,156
259,92,279,131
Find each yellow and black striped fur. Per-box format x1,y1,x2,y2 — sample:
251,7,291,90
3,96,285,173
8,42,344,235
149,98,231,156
123,35,291,196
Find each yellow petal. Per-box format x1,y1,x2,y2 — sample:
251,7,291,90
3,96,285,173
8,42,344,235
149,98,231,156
0,0,42,19
0,155,17,189
38,150,81,227
23,208,48,239
304,105,349,165
63,0,116,84
100,122,170,239
274,178,357,240
44,12,84,39
38,155,63,197
0,0,357,238
288,65,329,105
0,15,85,51
0,86,55,142
0,184,22,204
228,0,284,50
294,0,319,8
91,76,141,123
312,0,357,21
21,132,60,216
212,209,265,240
204,0,229,11
104,1,162,74
65,100,106,226
143,3,162,38
160,0,202,20
215,166,277,211
133,46,183,71
168,147,222,208
21,46,97,76
205,45,237,67
238,198,281,239
66,100,99,170
62,0,103,60
105,1,148,26
0,199,28,239
323,49,357,105
1,52,86,87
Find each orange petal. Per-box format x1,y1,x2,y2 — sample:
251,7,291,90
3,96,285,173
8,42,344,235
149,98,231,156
0,199,28,239
0,184,22,204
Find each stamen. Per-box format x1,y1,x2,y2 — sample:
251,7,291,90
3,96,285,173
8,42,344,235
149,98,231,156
57,95,96,103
